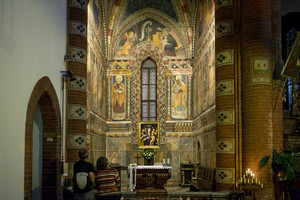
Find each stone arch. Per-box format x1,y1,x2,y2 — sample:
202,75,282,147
131,44,167,139
24,76,61,200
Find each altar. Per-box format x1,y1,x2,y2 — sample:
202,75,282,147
129,165,172,197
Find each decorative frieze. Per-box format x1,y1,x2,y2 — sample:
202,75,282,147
68,134,87,148
216,49,234,67
69,76,86,91
70,0,87,10
216,168,235,183
215,0,233,10
70,47,87,64
216,20,233,38
70,21,87,38
216,110,234,125
216,139,235,154
216,80,234,96
68,105,86,120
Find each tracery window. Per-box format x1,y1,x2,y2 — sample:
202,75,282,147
141,58,157,121
285,28,300,117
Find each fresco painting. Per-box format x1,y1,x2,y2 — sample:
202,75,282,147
122,0,177,22
171,75,188,119
115,19,184,57
111,75,126,120
196,0,215,41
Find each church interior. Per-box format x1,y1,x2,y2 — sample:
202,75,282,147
1,0,300,199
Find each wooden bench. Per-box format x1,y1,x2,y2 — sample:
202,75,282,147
187,165,216,191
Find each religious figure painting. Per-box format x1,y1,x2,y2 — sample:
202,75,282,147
138,121,160,149
115,19,184,57
111,75,126,120
171,75,188,119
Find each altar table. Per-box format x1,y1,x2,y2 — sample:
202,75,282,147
128,165,172,196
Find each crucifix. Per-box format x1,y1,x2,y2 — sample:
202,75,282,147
134,153,142,165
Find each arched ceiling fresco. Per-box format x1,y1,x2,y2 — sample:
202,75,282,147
122,0,178,22
105,0,194,60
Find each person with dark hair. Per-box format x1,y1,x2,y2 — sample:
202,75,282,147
95,157,121,200
73,148,96,200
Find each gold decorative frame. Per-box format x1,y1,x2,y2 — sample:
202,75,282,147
138,121,160,148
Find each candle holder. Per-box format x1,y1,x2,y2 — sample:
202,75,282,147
236,169,263,199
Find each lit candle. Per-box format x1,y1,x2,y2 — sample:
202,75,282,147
261,183,263,189
251,179,254,184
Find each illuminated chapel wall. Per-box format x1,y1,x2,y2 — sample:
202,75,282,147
106,10,194,183
193,0,216,168
87,0,107,164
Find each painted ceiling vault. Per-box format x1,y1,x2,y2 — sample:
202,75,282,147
105,0,194,59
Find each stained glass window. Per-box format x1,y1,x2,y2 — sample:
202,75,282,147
141,58,157,121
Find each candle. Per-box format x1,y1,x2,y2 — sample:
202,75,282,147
240,178,243,183
261,183,263,189
167,158,170,163
255,178,258,183
251,179,254,184
243,174,245,179
247,179,250,183
258,181,260,186
163,159,166,163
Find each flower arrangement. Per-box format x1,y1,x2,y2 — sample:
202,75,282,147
140,149,157,160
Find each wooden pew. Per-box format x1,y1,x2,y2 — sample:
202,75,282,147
188,165,216,191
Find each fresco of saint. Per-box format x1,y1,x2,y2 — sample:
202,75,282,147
171,75,187,119
112,75,126,120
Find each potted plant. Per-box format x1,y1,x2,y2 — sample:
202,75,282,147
63,177,73,191
140,149,157,165
260,149,300,199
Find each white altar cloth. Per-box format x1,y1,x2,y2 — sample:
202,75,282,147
128,165,172,191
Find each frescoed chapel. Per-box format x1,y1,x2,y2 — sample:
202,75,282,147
1,0,300,199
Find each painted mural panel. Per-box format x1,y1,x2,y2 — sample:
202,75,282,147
171,75,188,119
115,19,184,57
193,0,215,117
111,75,126,120
196,0,215,42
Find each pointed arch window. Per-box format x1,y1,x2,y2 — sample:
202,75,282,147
141,58,157,121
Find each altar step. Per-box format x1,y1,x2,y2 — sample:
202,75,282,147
120,190,243,200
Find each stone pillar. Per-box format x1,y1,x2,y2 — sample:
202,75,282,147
241,0,275,199
215,0,239,190
66,0,88,163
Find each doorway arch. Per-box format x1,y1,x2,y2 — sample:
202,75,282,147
24,77,61,200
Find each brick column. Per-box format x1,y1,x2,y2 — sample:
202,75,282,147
241,0,274,199
215,0,239,190
66,0,88,163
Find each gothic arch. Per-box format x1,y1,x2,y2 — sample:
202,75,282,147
131,44,167,139
24,76,61,200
